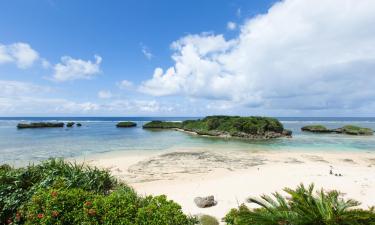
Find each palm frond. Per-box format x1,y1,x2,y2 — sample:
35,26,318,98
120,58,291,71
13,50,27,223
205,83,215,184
229,183,375,225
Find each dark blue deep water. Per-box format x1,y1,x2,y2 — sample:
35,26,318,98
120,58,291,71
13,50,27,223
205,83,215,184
1,117,374,165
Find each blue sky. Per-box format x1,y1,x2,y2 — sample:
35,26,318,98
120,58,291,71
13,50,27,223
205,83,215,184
1,0,375,116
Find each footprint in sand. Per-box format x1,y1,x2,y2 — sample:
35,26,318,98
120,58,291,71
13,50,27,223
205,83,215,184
284,157,304,164
301,154,329,163
341,158,357,164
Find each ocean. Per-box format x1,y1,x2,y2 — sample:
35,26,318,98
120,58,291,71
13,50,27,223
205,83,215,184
1,117,375,166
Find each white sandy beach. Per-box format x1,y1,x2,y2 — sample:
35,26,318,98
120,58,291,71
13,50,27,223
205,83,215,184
79,148,375,221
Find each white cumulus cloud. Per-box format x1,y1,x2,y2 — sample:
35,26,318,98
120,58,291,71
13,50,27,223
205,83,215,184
0,42,39,68
140,0,375,113
52,55,102,82
117,80,133,89
141,44,153,60
98,90,112,99
227,21,237,30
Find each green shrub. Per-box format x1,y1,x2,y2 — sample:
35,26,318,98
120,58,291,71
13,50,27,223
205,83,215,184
0,159,117,223
237,119,259,134
24,188,96,225
198,214,219,225
224,183,375,225
224,204,252,225
22,188,195,225
136,195,197,225
206,118,221,130
91,187,140,224
23,186,140,225
0,160,197,225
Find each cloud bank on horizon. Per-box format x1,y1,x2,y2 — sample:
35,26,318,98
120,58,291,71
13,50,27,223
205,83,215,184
1,0,375,116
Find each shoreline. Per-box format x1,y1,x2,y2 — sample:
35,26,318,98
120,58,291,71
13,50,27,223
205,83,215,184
79,147,375,220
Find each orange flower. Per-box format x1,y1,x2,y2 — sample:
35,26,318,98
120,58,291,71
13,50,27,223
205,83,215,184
37,213,44,219
88,209,96,216
51,191,58,197
52,211,59,217
84,201,92,207
15,212,21,221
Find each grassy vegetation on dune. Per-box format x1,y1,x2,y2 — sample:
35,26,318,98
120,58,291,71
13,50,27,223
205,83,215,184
224,183,375,225
143,116,289,138
0,159,197,225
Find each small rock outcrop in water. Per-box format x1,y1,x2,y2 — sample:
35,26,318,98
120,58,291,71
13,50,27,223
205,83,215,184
143,116,292,139
116,121,137,128
301,125,373,135
340,125,373,135
194,196,217,208
282,129,293,137
301,125,331,133
17,122,65,129
66,122,75,127
76,123,82,127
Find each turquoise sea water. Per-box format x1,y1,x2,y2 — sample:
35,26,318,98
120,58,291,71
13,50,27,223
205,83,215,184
0,117,375,166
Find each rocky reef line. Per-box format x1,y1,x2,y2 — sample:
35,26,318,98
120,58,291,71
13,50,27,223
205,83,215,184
17,122,82,128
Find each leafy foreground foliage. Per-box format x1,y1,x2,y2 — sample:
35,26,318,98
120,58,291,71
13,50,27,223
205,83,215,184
143,116,290,138
224,183,375,225
0,159,197,225
0,159,117,222
24,188,194,225
198,214,219,225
